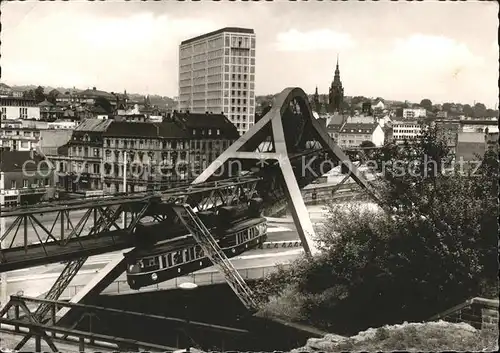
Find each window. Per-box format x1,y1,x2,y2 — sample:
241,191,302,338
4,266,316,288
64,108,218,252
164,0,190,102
11,180,16,189
23,179,28,188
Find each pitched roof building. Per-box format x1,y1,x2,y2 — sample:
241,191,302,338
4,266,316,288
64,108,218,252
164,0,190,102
338,123,385,147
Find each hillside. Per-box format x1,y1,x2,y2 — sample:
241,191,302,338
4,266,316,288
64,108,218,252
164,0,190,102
291,321,498,352
7,85,175,108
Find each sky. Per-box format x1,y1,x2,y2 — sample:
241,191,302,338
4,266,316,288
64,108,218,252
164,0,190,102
1,0,498,108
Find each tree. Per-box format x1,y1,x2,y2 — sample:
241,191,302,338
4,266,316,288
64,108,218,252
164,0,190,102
47,91,58,104
34,86,46,103
94,97,113,114
485,108,498,118
473,103,487,117
463,104,474,117
442,103,452,112
420,99,432,110
254,126,498,334
22,89,35,100
360,140,375,148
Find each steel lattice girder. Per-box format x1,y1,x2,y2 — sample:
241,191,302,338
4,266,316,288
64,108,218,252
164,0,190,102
193,87,383,256
0,295,248,352
0,177,261,272
0,296,179,352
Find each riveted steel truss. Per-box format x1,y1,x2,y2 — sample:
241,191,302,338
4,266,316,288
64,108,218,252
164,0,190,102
0,296,248,352
0,177,261,272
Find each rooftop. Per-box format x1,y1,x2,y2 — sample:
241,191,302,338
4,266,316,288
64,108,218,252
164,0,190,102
0,150,46,172
180,27,254,45
340,123,379,134
78,88,115,100
75,119,113,132
103,121,189,139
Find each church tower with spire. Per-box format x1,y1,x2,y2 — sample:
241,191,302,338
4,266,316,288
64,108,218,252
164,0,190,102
312,86,321,112
329,55,344,113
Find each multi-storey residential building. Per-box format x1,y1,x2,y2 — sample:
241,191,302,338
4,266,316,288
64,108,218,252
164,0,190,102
179,27,256,136
0,123,41,151
56,114,238,195
62,119,110,193
0,150,56,207
101,120,191,193
0,120,73,152
392,120,423,143
337,123,385,148
326,114,347,141
403,108,427,120
172,112,239,177
1,97,40,120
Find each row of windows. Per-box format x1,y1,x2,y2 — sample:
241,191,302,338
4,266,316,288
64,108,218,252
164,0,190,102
229,115,253,123
225,57,255,65
2,130,40,137
103,139,190,150
225,35,255,49
71,146,100,157
9,178,50,189
224,65,255,74
137,222,260,271
229,48,255,57
393,129,421,134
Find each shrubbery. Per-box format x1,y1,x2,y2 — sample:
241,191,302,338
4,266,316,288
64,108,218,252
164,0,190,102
253,126,498,335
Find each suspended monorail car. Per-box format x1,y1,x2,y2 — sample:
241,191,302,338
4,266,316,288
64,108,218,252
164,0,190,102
124,216,267,289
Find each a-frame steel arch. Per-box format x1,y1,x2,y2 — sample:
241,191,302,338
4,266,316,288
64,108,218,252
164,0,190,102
194,87,380,256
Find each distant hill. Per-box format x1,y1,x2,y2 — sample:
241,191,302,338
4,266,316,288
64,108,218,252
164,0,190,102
7,84,176,108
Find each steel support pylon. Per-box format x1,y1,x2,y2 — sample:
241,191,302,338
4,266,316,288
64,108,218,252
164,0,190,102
194,87,380,257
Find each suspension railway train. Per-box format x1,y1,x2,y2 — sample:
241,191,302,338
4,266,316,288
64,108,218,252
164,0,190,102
124,199,268,289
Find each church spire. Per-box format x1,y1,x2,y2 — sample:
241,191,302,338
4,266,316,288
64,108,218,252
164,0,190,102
329,54,344,113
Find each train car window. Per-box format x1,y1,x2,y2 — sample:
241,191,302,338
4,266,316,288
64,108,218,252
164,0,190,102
158,256,163,268
189,247,195,260
195,246,203,258
173,251,183,265
184,249,189,262
139,260,144,268
145,257,157,267
166,253,173,267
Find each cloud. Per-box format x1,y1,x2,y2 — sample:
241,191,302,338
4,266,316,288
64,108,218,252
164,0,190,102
390,34,483,73
274,29,355,52
1,9,217,93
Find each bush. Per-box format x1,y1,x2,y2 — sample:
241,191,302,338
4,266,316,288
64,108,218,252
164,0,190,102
253,125,498,335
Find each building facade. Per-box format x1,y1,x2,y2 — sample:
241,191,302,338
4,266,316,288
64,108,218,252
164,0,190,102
392,120,423,143
1,97,41,120
403,108,427,120
179,27,256,136
54,114,238,195
0,150,56,207
337,123,385,148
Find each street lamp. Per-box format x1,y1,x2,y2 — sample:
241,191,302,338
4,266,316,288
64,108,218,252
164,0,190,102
179,282,198,353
